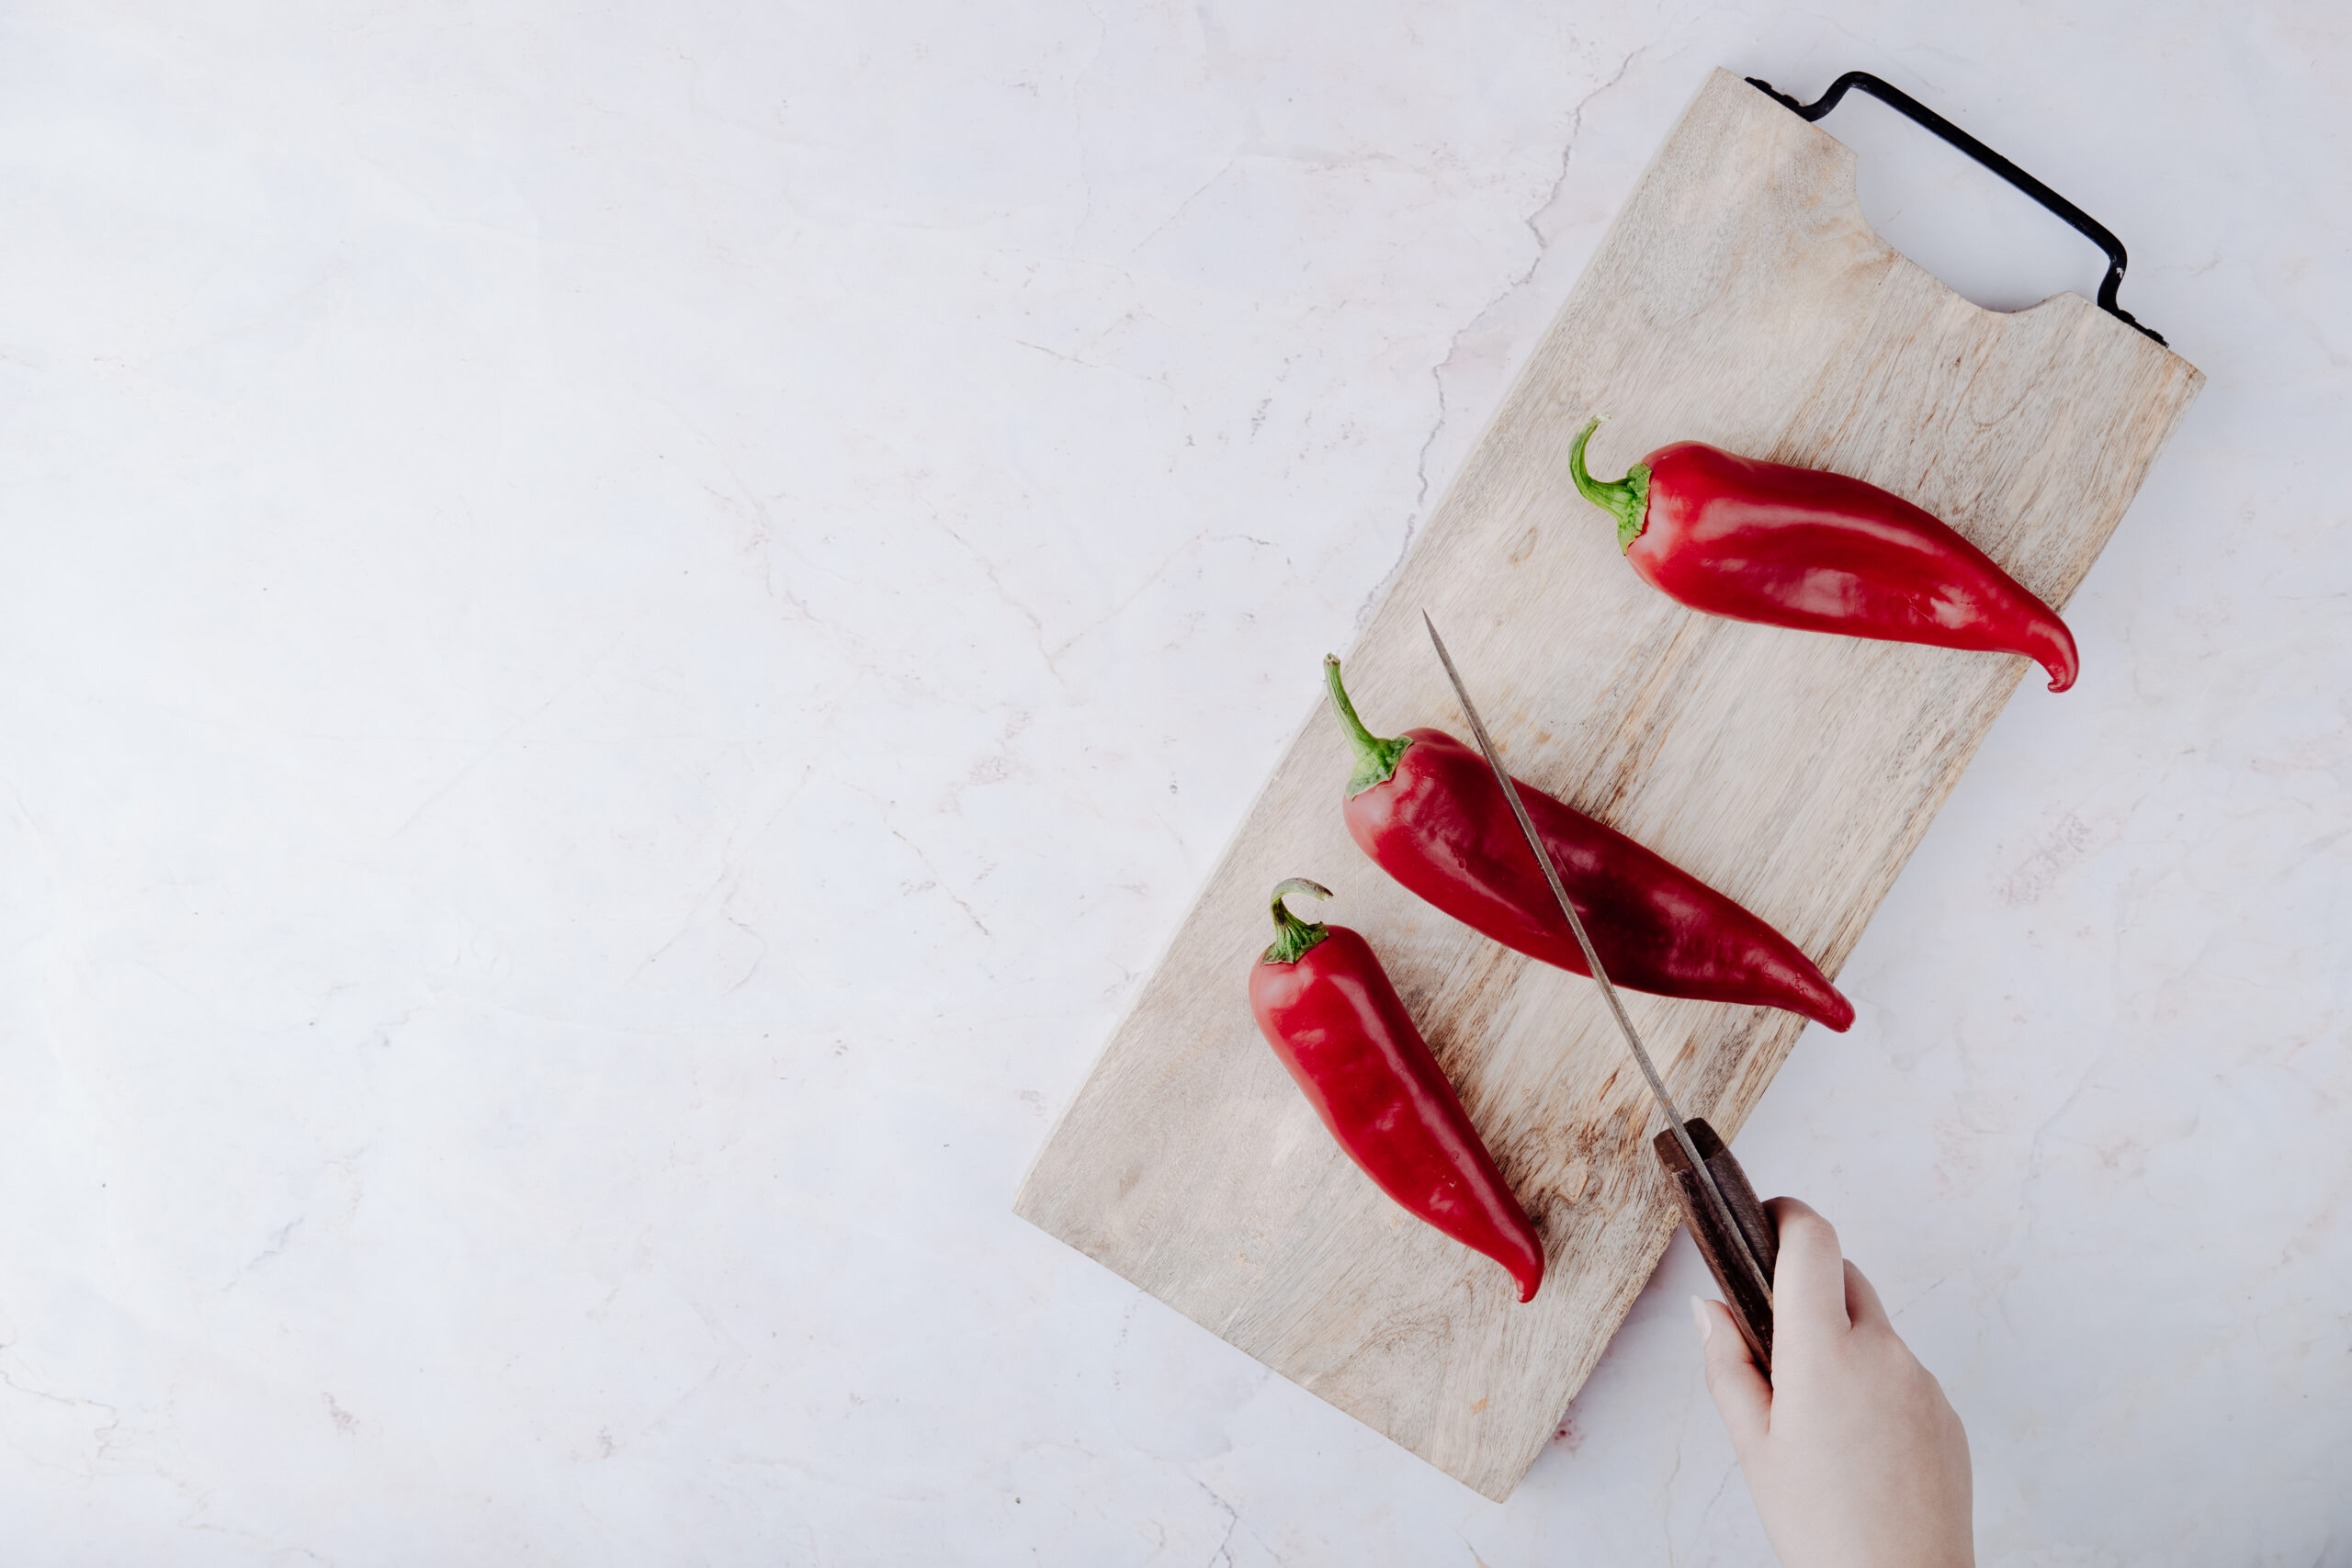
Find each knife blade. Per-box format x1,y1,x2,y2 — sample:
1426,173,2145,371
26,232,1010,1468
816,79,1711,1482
1419,612,1778,1331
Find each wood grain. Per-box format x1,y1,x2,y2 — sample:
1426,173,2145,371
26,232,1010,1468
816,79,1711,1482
1014,68,2201,1500
1656,1119,1778,1369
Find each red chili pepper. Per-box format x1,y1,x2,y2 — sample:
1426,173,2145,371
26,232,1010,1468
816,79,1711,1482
1569,417,2078,692
1249,878,1544,1302
1325,658,1854,1032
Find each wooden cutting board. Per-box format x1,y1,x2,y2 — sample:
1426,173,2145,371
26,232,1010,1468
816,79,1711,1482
1015,67,2201,1500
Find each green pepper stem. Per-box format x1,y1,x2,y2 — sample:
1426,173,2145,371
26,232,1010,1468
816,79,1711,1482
1568,414,1652,553
1323,655,1411,797
1262,877,1334,964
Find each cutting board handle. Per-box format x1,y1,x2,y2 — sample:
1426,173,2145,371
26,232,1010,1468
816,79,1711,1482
1746,70,2165,346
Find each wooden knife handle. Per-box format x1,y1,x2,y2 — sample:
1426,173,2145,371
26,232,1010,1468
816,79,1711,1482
1653,1117,1779,1371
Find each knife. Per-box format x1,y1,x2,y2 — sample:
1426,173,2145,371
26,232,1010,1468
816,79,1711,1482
1421,612,1783,1370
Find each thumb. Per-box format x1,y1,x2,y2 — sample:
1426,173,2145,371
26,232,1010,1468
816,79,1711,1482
1691,1296,1770,1454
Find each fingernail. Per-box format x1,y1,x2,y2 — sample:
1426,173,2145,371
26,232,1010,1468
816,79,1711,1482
1689,1295,1713,1345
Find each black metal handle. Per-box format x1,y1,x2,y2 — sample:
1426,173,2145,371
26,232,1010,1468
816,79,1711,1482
1747,71,2165,345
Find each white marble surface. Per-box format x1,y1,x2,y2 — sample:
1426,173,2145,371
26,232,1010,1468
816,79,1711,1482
1,2,2344,1562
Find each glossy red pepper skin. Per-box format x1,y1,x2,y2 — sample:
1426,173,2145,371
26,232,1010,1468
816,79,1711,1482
1326,660,1854,1032
1570,419,2078,693
1249,880,1544,1302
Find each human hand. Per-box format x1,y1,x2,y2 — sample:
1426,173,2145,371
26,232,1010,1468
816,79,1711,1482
1692,1198,1973,1568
